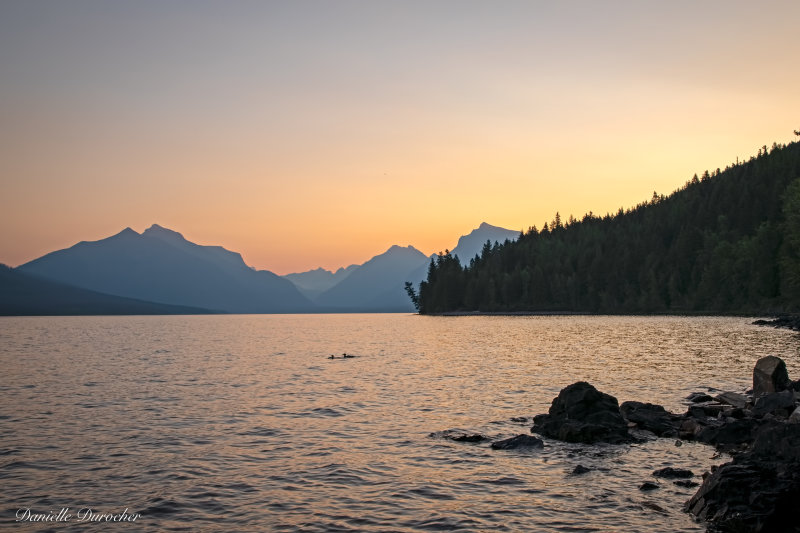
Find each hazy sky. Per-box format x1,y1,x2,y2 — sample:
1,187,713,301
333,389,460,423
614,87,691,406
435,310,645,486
2,1,799,274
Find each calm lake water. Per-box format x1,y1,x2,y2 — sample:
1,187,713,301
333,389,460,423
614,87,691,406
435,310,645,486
1,314,798,532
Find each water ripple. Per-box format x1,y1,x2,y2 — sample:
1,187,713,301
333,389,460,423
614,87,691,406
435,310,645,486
1,314,797,532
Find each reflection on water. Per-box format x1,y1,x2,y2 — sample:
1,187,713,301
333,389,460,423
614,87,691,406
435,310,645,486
1,315,797,531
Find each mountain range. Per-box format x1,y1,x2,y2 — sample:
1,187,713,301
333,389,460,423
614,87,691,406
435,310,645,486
283,265,359,300
18,224,312,313
7,222,516,315
314,245,429,312
283,222,519,312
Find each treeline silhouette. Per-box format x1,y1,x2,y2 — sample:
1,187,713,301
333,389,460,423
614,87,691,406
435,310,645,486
413,139,800,314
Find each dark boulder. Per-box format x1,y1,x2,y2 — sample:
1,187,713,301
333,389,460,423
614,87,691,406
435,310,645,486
653,467,694,479
750,421,800,462
694,418,761,451
678,417,705,440
687,402,726,418
450,434,487,443
571,464,591,475
620,401,680,437
686,392,713,403
490,434,544,450
722,407,746,419
753,355,792,396
430,430,489,443
686,422,800,531
531,382,632,444
685,460,800,532
639,481,660,491
751,390,796,418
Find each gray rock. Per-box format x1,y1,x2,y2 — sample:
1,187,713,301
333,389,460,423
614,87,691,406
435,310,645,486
751,390,796,417
695,418,760,451
687,402,726,418
789,407,800,423
639,481,660,491
715,391,749,409
490,434,544,450
753,355,791,397
620,401,681,437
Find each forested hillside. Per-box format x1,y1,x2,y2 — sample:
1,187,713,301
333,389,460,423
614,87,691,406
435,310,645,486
414,139,800,314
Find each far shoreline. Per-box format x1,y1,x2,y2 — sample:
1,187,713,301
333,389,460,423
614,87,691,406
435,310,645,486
422,311,800,331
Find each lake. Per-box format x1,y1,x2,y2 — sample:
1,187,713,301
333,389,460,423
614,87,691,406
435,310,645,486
1,314,798,531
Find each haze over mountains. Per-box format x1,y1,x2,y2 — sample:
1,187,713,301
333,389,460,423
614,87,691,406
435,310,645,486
7,222,516,315
284,265,359,300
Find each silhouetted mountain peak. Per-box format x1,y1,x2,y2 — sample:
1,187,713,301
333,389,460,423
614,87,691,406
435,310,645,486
112,227,139,238
385,244,420,255
473,222,512,234
451,222,519,262
334,265,358,276
143,224,187,242
314,243,428,310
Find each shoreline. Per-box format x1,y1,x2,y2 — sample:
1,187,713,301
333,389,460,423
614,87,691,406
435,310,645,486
427,310,797,321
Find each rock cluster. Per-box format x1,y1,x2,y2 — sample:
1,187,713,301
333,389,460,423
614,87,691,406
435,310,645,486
434,355,800,531
684,420,800,532
680,357,800,532
526,356,800,531
753,314,800,332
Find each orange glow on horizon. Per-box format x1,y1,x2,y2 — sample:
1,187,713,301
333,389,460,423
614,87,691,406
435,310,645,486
2,3,799,275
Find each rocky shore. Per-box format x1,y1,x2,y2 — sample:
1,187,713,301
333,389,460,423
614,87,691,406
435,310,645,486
753,314,800,332
434,355,800,531
535,356,800,532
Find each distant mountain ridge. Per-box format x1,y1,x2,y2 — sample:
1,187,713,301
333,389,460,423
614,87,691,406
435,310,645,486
0,265,213,316
284,265,359,300
18,224,312,313
314,245,429,311
9,221,519,315
282,223,519,312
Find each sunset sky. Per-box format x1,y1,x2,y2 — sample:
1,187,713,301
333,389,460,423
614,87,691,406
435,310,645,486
1,1,799,275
